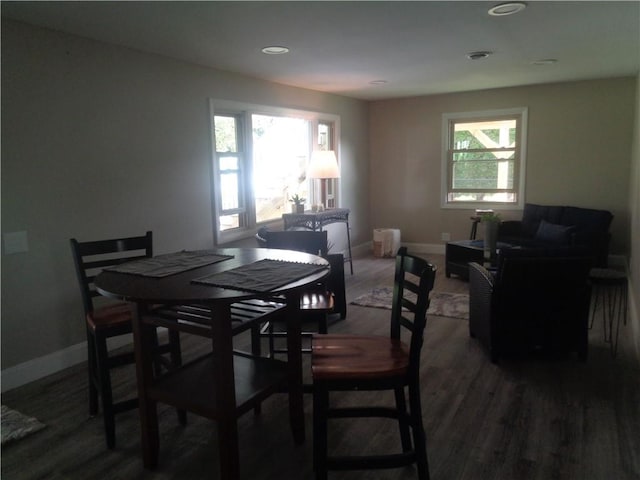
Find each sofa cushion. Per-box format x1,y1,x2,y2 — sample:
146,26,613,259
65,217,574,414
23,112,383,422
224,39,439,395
560,206,614,236
534,220,575,245
521,203,564,237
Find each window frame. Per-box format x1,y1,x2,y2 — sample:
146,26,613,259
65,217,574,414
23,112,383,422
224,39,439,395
209,99,340,245
440,107,527,210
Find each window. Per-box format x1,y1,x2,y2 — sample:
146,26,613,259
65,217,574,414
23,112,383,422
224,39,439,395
210,100,340,244
442,108,527,209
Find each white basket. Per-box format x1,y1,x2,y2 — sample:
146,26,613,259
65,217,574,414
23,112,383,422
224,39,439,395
372,229,401,257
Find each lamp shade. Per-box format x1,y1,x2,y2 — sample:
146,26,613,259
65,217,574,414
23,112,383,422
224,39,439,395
308,150,340,179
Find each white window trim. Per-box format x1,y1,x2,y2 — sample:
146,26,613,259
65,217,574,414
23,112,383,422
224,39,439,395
209,99,341,245
440,107,528,210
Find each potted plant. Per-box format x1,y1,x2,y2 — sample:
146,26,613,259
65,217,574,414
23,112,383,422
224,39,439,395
479,212,501,223
480,212,501,259
290,194,306,213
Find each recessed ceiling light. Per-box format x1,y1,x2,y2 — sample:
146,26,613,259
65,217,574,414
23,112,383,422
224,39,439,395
531,59,558,65
467,51,492,60
488,2,527,16
369,80,388,85
261,46,289,55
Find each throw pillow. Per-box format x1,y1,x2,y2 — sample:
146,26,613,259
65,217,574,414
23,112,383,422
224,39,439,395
535,219,575,245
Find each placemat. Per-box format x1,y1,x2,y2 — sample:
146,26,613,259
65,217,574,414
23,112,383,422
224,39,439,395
192,259,328,293
105,250,234,278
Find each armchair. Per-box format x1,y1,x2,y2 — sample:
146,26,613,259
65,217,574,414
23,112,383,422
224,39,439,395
469,247,593,362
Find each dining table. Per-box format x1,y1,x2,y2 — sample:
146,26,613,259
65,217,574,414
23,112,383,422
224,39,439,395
94,247,330,480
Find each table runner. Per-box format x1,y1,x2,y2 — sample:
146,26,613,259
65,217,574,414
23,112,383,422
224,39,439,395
192,259,328,293
105,251,234,278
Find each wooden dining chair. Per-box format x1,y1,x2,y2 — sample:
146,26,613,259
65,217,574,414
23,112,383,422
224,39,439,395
260,230,346,358
70,231,185,449
312,247,436,480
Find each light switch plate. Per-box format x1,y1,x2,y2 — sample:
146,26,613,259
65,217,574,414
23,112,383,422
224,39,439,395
3,231,29,254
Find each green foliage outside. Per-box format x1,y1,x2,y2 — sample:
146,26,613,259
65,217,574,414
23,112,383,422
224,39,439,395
452,126,515,190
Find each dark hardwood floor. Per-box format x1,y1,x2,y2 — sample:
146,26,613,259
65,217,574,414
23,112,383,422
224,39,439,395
2,253,639,480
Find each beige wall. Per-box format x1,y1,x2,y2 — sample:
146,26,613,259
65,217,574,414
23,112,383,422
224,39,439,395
369,78,636,255
0,20,370,371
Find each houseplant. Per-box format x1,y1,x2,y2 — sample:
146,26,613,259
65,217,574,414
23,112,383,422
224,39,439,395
290,194,306,213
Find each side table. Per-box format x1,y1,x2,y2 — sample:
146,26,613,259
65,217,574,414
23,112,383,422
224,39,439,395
282,208,353,274
589,268,628,357
445,240,511,280
445,240,486,280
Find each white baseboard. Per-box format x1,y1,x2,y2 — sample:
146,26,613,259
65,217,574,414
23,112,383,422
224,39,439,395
1,335,132,393
401,242,446,255
353,241,444,258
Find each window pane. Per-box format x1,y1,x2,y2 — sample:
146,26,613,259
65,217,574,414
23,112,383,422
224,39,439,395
219,214,240,231
453,160,514,189
220,172,239,210
448,192,516,203
318,123,331,150
453,151,515,161
454,119,516,149
219,155,238,170
215,116,237,152
252,114,310,223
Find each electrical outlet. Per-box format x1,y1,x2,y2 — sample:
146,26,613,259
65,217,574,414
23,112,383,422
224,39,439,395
3,231,29,254
441,232,451,241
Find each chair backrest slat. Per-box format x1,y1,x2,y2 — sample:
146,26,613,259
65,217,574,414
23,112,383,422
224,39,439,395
390,247,436,377
263,230,329,256
70,232,153,314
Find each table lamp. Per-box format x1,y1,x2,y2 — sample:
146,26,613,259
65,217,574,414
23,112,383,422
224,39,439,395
308,150,340,210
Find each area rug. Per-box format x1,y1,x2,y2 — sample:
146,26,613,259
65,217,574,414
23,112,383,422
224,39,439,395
351,288,469,320
1,405,46,446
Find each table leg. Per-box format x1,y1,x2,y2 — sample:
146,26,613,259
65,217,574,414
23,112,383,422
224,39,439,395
210,303,240,479
132,304,159,468
285,291,305,444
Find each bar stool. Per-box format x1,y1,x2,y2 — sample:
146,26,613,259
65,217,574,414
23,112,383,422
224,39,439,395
589,268,628,357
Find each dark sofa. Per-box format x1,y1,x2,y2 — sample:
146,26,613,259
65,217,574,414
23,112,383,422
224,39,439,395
498,203,614,266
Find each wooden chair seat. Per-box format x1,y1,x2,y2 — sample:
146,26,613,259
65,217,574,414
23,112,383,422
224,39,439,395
86,303,133,331
301,290,334,313
312,334,409,381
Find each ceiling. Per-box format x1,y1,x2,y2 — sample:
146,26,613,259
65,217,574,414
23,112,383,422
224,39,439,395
2,1,639,100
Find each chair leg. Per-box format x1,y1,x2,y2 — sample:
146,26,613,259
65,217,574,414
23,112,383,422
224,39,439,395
168,329,182,366
94,332,116,449
394,387,412,452
408,383,430,480
150,330,162,377
268,322,276,358
87,329,99,417
313,383,329,480
251,324,262,415
318,314,328,335
168,330,187,425
251,324,262,357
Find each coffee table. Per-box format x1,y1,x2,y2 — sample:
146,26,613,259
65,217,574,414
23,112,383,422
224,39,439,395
445,240,511,279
